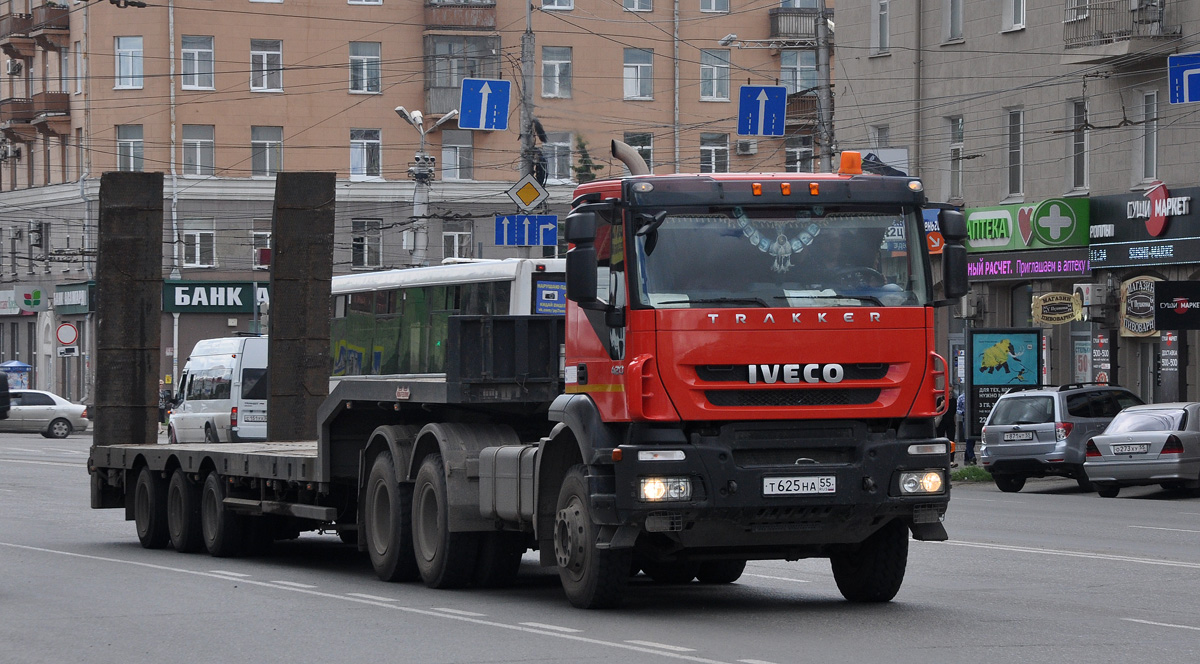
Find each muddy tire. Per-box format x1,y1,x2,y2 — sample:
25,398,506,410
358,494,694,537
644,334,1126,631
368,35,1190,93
830,519,908,603
363,451,419,582
554,465,631,609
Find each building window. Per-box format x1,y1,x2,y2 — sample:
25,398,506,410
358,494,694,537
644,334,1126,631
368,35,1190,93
182,220,215,268
542,132,572,184
183,124,215,176
251,39,283,91
624,131,653,172
623,48,653,100
870,1,889,54
781,1,819,7
541,46,572,98
116,125,143,171
542,0,573,8
1003,0,1025,31
350,129,382,179
251,126,283,177
59,47,69,93
441,129,473,180
700,133,728,173
1007,109,1023,197
1140,91,1157,182
1067,0,1089,21
429,36,499,89
699,49,730,101
701,0,729,11
350,42,381,93
115,36,143,88
352,219,382,268
870,125,890,149
949,116,964,200
781,50,816,94
624,0,651,10
946,0,963,41
182,36,215,89
74,41,83,94
1071,101,1088,190
786,134,813,173
443,232,471,260
252,231,271,270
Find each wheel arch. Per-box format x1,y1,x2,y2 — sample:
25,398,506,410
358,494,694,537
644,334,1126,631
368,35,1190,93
407,422,520,533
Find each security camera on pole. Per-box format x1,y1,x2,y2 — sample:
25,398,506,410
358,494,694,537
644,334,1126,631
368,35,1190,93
395,106,458,267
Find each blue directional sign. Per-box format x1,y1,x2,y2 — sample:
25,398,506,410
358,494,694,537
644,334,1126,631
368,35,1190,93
737,85,787,137
459,78,511,131
495,215,558,247
1169,52,1200,104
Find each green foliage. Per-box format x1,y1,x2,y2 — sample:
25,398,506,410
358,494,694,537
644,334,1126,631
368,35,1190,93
572,137,604,183
951,465,992,483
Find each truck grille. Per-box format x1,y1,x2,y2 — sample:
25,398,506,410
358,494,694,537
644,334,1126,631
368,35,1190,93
705,388,880,407
696,364,890,382
734,447,855,467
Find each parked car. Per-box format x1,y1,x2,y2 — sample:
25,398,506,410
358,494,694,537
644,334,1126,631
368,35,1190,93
980,383,1143,493
0,389,90,438
1083,402,1200,498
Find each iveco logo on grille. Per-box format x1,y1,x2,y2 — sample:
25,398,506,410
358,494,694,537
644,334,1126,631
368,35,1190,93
748,364,845,384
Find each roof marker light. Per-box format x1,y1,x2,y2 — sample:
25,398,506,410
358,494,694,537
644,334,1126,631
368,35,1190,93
809,182,819,195
752,183,762,196
781,183,791,195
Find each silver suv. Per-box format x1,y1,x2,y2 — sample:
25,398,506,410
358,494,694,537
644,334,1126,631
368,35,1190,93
980,384,1143,493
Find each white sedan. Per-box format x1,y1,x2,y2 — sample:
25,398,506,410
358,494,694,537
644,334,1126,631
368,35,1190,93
1084,402,1200,498
0,389,90,438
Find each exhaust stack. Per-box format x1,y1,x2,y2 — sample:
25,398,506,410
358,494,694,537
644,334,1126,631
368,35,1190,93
611,140,650,176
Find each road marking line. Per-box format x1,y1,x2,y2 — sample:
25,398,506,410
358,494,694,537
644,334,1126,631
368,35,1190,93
432,608,487,617
1124,618,1200,632
0,541,737,664
739,660,780,664
8,447,43,453
520,622,581,633
347,593,398,602
210,570,251,578
626,641,696,652
947,497,997,502
1129,525,1200,534
0,458,80,468
743,573,810,583
929,540,1200,569
270,580,317,588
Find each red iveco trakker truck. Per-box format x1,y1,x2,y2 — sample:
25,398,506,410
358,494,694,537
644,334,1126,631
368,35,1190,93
89,143,969,609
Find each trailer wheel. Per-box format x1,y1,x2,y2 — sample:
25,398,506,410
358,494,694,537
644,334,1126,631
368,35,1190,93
696,559,747,584
134,467,170,549
363,451,419,582
200,472,244,557
474,532,526,588
167,470,204,553
830,518,908,603
412,454,479,589
554,464,631,609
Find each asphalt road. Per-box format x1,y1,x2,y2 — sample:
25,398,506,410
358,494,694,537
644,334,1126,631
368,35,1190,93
2,432,1198,664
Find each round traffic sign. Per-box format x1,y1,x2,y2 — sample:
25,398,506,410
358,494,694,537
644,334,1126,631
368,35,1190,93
56,322,78,345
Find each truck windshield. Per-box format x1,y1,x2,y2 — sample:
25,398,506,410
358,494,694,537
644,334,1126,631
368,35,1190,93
632,205,929,308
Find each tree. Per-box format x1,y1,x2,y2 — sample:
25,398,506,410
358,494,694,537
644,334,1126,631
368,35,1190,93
572,137,604,183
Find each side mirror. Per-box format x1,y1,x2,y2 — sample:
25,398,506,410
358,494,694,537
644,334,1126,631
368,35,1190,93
938,209,967,243
942,244,970,300
566,246,598,305
565,210,597,244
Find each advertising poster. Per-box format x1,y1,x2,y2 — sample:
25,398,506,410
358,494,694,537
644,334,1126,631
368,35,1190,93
1119,276,1160,337
1154,281,1200,330
966,328,1043,438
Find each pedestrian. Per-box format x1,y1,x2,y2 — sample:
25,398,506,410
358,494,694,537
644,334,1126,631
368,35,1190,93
936,397,956,467
957,389,976,465
157,380,171,435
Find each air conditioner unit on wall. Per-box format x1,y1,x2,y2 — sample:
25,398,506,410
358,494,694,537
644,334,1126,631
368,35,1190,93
735,139,757,156
5,59,22,76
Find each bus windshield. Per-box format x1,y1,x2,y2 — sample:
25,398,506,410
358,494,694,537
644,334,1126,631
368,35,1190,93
632,205,930,308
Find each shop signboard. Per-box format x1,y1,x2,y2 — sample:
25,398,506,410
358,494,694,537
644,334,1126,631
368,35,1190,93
966,328,1043,438
966,247,1090,282
1031,292,1082,325
1089,184,1200,268
1091,330,1115,384
163,281,271,314
1157,331,1187,402
1119,276,1160,338
963,198,1089,253
1154,281,1200,330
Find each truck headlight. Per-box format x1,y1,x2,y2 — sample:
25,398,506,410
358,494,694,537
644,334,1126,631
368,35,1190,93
639,477,692,502
899,470,945,495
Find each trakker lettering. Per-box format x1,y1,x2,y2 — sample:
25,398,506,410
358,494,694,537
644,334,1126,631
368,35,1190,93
748,363,845,384
707,312,883,323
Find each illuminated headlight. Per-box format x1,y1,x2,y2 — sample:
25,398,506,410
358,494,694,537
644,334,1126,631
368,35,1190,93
638,450,686,462
899,470,945,495
639,477,692,502
908,443,947,455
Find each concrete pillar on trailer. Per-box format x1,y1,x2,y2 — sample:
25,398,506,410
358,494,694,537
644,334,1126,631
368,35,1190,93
94,172,164,446
268,172,335,442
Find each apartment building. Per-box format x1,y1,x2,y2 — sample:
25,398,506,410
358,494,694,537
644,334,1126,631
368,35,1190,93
837,0,1199,409
0,0,829,399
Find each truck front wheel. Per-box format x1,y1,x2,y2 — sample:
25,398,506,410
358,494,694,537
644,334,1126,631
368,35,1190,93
134,467,170,549
412,454,479,588
830,518,908,603
200,472,244,557
554,465,631,609
363,451,419,582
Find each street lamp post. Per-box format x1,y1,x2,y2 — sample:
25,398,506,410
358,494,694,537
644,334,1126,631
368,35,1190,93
395,106,458,267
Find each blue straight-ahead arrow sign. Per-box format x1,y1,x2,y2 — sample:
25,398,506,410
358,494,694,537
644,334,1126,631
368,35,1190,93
1169,53,1200,104
495,215,558,246
737,85,788,137
460,78,511,131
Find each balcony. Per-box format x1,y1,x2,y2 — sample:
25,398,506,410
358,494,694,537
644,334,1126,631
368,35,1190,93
424,0,496,31
0,13,35,60
785,92,820,128
768,7,827,48
1062,0,1181,65
0,97,38,142
30,3,69,50
32,90,70,135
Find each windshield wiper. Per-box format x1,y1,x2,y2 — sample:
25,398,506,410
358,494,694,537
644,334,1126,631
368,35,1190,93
657,297,771,307
773,294,884,306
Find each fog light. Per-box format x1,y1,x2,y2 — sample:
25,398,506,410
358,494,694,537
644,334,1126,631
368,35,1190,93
639,477,692,502
908,443,947,455
899,470,945,495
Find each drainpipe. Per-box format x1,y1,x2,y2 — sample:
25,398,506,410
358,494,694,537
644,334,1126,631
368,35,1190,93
673,0,679,173
913,0,923,177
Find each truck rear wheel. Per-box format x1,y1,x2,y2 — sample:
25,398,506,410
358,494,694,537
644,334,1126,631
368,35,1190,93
412,454,479,589
697,559,747,584
830,519,908,603
363,451,419,582
554,464,631,609
200,472,244,557
134,467,170,549
167,470,204,553
474,532,526,588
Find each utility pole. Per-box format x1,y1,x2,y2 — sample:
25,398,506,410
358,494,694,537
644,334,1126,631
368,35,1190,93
396,106,458,267
520,2,536,178
816,0,834,171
